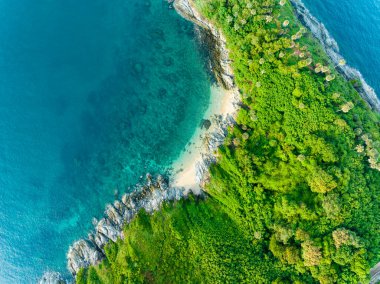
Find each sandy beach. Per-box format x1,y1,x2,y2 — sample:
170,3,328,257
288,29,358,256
171,84,239,193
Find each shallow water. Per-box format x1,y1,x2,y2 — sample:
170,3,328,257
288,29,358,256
302,0,380,95
0,0,210,282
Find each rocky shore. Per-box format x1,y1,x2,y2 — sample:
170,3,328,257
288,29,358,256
173,0,235,91
66,175,190,275
290,0,380,112
65,108,237,277
171,0,240,188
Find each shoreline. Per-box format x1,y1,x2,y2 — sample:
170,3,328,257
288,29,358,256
290,0,380,112
171,84,239,193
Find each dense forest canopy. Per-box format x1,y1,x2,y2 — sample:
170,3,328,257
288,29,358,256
77,0,380,283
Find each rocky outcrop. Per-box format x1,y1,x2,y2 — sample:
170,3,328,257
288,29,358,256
38,271,67,284
174,0,235,90
290,0,380,112
371,262,380,284
67,175,191,275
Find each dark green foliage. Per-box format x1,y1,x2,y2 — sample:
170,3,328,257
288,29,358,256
77,0,380,283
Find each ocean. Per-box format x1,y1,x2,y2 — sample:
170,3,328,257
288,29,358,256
0,0,210,282
0,0,378,283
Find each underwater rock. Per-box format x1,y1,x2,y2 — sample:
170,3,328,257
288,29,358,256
38,271,67,284
201,119,211,130
132,62,144,77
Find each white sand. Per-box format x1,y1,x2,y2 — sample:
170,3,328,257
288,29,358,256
171,84,238,193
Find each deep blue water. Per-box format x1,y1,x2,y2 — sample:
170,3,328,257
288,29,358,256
302,0,380,95
0,0,210,282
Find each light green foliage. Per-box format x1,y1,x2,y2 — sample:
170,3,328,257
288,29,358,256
77,198,283,283
77,0,380,283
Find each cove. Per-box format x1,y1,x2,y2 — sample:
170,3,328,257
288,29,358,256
0,0,210,282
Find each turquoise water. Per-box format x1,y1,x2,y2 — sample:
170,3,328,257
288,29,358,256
0,0,210,282
302,0,380,94
1,0,379,283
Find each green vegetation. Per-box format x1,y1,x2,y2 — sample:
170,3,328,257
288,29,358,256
77,0,380,283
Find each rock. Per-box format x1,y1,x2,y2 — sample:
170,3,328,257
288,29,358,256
38,271,67,284
91,217,98,227
132,62,144,77
67,240,104,275
201,119,212,130
105,204,123,227
164,56,174,67
370,262,380,284
121,193,129,205
96,218,121,243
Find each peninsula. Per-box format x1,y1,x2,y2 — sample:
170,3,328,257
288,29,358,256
41,0,380,283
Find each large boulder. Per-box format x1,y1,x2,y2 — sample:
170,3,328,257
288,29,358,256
67,240,103,275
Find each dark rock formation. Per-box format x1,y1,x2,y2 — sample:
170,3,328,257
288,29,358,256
195,114,235,185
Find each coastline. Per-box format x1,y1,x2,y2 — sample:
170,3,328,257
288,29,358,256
290,0,380,112
39,0,380,282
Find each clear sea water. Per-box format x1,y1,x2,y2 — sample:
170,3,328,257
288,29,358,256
0,0,379,283
302,0,380,94
0,0,210,282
